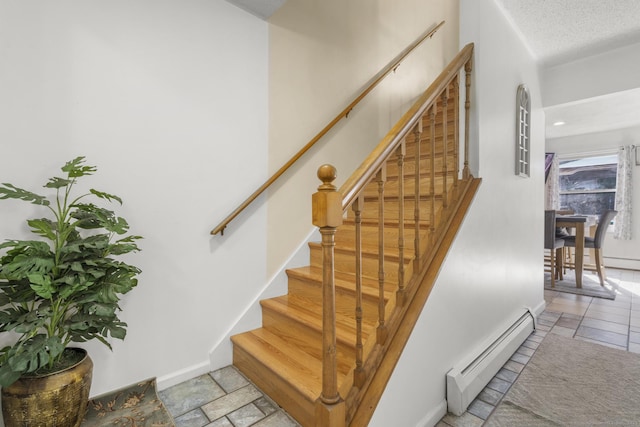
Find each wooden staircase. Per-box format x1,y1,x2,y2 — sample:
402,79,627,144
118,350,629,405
231,44,478,427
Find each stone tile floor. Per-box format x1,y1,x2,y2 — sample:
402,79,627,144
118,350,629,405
438,267,640,427
158,268,640,427
158,365,300,427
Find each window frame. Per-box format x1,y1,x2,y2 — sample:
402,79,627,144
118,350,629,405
557,152,618,217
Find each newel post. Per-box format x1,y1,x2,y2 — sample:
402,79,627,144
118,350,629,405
312,164,346,427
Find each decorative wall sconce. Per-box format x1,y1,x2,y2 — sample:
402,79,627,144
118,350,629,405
516,84,530,177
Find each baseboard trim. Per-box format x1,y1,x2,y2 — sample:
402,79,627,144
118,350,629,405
446,309,535,416
208,228,318,370
156,360,211,391
530,300,546,319
604,257,640,271
415,399,447,427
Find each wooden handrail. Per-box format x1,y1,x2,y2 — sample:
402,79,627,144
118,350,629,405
210,21,446,236
339,42,474,211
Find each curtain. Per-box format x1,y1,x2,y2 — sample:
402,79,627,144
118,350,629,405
613,145,633,240
545,153,560,210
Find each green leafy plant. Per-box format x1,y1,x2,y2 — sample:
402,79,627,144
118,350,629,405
0,157,142,387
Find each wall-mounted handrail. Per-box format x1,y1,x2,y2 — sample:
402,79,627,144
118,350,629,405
211,20,446,236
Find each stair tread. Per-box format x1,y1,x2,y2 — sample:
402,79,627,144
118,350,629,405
309,240,414,263
361,193,445,201
262,294,379,343
341,218,430,228
232,328,326,402
287,265,397,299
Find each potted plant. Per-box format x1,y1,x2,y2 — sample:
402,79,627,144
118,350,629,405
0,156,142,426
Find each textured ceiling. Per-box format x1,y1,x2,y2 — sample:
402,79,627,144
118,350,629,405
495,0,640,66
495,0,640,139
545,88,640,139
227,0,640,138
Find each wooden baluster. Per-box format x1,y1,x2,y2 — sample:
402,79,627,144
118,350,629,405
463,58,472,179
413,121,422,273
396,139,407,306
353,195,365,388
312,164,345,426
376,166,387,345
453,77,460,189
429,104,437,240
441,88,449,208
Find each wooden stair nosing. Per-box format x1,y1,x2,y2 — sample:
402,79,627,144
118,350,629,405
232,329,320,427
232,328,324,400
259,294,391,392
334,229,429,253
308,241,414,265
259,303,359,378
260,295,379,349
309,249,416,288
333,233,419,259
360,192,446,202
341,217,431,229
286,266,396,301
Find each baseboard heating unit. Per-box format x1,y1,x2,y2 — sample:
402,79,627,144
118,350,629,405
446,310,535,415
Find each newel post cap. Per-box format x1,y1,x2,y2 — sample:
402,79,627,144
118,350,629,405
312,164,343,228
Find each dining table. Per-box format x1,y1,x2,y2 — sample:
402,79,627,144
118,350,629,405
555,215,587,288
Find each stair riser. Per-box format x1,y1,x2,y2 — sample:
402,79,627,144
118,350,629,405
358,199,442,222
335,224,424,252
259,295,394,400
310,246,414,285
233,345,315,427
385,157,457,177
261,306,360,374
285,276,398,352
406,134,457,156
361,175,454,198
287,275,384,318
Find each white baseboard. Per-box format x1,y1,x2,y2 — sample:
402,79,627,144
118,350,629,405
604,257,640,271
415,399,448,427
446,310,535,416
530,300,546,318
156,360,211,391
208,228,318,371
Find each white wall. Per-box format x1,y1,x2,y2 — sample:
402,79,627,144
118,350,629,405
0,2,547,424
266,0,460,278
547,127,640,269
370,0,546,425
541,35,640,271
0,0,268,396
541,41,640,107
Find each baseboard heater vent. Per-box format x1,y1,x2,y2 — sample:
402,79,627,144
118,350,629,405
446,310,535,415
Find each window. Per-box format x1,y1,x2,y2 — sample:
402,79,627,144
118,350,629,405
559,154,617,216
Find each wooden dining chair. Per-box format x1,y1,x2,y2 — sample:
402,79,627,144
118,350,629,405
555,209,574,274
561,209,617,286
544,210,565,287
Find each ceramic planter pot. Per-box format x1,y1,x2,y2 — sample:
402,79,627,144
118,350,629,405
1,348,93,427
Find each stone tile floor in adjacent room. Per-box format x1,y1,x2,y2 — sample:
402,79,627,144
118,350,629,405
158,268,640,427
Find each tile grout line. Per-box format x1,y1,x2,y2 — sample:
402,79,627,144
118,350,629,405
572,297,592,341
453,315,558,427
